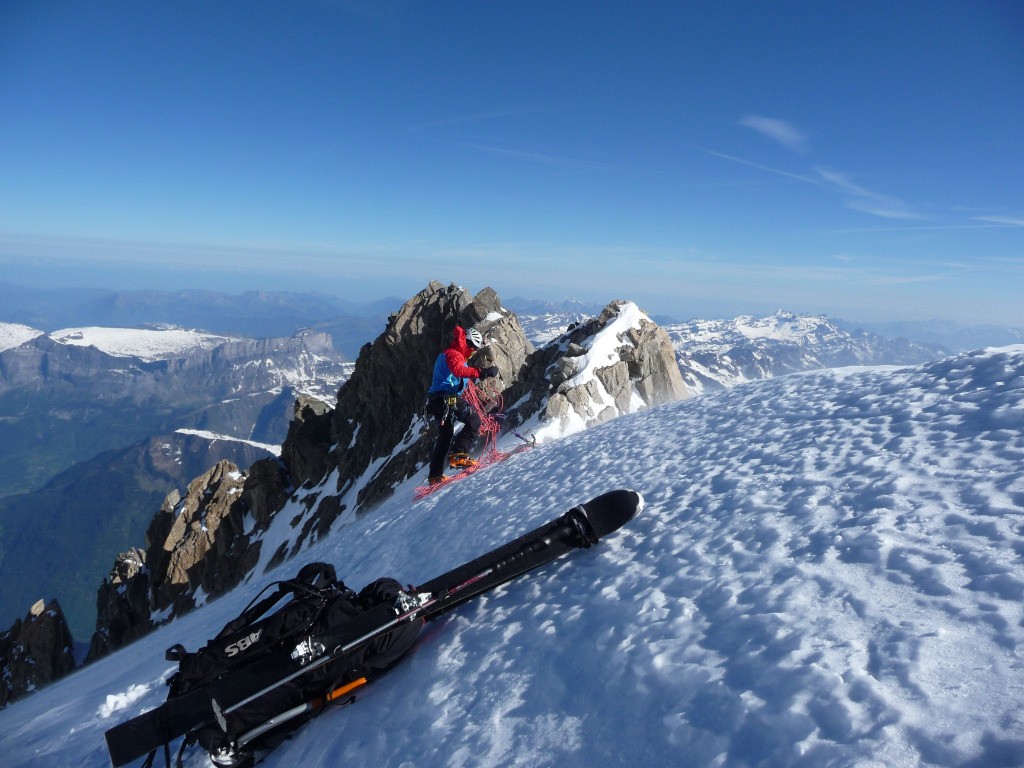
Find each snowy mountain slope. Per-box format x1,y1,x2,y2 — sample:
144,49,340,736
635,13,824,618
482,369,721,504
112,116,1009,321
2,321,242,362
506,298,606,345
2,346,1023,767
49,325,240,361
663,310,946,394
0,284,400,359
516,310,597,345
173,429,281,457
520,301,670,443
0,322,43,352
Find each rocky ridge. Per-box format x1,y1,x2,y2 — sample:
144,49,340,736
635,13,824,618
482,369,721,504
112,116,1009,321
81,283,690,669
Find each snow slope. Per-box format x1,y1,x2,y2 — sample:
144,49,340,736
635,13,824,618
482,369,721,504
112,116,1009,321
173,429,282,458
0,322,43,352
2,346,1023,767
49,326,240,361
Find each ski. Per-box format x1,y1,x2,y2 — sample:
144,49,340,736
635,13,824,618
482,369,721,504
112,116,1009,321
417,488,640,619
104,489,642,767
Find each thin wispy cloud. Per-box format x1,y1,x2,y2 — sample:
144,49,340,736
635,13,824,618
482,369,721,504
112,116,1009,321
461,141,661,177
695,146,923,222
980,255,1024,267
737,115,808,153
465,142,593,168
696,148,824,186
866,272,947,286
814,167,922,221
821,223,1008,233
408,108,545,132
971,215,1024,227
814,167,877,198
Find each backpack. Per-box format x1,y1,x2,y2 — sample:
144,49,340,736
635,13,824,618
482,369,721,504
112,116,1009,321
161,562,422,768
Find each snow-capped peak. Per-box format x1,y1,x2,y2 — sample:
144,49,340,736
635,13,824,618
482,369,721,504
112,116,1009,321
0,322,44,352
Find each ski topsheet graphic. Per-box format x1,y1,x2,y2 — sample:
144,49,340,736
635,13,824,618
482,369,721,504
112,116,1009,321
104,489,643,768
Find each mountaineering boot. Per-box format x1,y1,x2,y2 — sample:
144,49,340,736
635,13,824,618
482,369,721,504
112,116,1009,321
427,475,447,486
448,452,478,469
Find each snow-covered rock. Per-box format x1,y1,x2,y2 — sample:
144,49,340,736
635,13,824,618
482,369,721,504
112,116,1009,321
506,299,691,442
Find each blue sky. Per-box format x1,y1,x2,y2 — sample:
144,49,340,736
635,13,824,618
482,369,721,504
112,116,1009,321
1,1,1022,324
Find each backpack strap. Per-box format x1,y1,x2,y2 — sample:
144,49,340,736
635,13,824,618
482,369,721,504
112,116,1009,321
214,563,341,641
295,561,337,589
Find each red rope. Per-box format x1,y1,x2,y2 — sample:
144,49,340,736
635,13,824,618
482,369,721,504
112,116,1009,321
462,380,506,464
414,380,519,499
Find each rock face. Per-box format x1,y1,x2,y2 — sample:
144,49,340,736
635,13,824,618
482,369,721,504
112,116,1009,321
144,461,255,615
0,599,76,709
87,284,691,658
2,429,281,644
321,282,533,510
86,549,151,662
504,300,690,437
88,457,290,661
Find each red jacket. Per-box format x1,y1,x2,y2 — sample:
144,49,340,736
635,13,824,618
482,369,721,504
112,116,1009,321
428,326,481,395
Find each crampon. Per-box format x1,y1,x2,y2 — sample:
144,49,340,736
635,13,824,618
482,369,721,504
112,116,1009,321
414,380,535,500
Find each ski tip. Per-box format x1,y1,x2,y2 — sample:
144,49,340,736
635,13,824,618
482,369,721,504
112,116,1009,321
581,489,643,539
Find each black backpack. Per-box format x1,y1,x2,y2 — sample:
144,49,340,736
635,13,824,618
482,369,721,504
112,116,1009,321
161,562,422,768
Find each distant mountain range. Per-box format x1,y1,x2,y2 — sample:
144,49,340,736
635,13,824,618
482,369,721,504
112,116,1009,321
0,324,350,638
509,299,1024,355
515,308,948,394
834,317,1024,352
0,325,349,495
4,282,1019,356
662,311,947,394
0,282,399,359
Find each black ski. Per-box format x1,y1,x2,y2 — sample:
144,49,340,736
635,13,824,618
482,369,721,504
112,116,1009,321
417,487,641,620
104,489,642,767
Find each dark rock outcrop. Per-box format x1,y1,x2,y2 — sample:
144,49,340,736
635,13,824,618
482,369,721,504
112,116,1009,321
89,458,289,658
0,599,76,708
86,548,151,663
325,282,532,510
